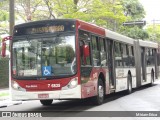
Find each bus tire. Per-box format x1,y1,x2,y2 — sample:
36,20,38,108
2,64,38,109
93,78,104,105
40,99,53,106
127,74,132,94
150,72,154,86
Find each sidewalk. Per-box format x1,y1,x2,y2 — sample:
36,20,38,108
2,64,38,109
0,88,22,108
0,88,9,100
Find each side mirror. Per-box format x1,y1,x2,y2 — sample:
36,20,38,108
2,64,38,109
1,36,12,58
1,42,6,57
83,45,90,57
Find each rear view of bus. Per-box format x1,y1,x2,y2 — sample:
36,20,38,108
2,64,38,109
11,19,81,105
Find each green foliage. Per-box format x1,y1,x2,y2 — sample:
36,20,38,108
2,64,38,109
120,0,147,39
0,0,9,36
0,0,149,40
121,26,149,40
146,25,160,41
121,0,145,20
0,10,9,21
15,0,46,21
50,0,128,31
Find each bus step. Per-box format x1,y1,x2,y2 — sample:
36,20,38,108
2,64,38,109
110,85,115,89
110,89,115,93
110,88,115,90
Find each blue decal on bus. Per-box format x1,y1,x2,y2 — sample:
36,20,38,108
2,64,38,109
42,66,52,76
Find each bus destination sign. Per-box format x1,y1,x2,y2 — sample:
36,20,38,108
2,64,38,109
31,25,64,34
14,20,75,36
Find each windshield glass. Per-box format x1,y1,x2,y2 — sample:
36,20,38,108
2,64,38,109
12,34,76,78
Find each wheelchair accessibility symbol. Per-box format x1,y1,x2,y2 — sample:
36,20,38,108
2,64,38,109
42,66,52,76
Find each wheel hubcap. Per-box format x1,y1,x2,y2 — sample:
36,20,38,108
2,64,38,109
129,82,131,91
99,85,104,98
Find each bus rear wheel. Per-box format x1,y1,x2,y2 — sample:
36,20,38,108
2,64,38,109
127,75,132,94
93,78,104,105
150,72,154,86
40,99,53,106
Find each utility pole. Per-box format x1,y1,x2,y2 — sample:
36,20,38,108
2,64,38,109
9,0,15,36
9,0,15,100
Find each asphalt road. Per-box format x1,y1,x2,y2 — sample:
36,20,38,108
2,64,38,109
0,81,160,120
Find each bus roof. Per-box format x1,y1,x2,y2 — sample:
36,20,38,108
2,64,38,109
105,29,135,45
138,40,158,48
76,20,105,37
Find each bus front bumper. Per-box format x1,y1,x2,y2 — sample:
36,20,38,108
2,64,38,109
11,85,81,101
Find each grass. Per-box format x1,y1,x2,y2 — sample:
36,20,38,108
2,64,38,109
0,92,9,97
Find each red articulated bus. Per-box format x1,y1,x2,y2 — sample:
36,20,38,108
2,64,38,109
1,19,159,105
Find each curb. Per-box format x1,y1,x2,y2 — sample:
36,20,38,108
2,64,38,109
0,99,22,108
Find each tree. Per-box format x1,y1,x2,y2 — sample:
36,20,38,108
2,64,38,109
146,25,160,42
121,26,148,40
15,0,47,22
44,0,128,31
120,0,148,40
122,0,145,20
0,0,9,42
0,0,150,40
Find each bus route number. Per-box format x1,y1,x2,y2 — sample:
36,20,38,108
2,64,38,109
48,84,60,88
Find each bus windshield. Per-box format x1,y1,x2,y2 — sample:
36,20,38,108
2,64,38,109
12,34,76,78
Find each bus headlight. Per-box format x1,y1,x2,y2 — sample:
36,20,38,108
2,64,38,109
12,81,26,91
13,81,19,89
62,77,78,90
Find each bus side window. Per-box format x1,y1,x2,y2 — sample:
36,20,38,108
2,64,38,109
122,44,128,67
114,42,123,67
100,38,107,66
147,48,155,66
91,36,100,66
128,46,135,66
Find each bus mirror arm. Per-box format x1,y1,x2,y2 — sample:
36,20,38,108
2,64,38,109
1,36,12,57
83,45,90,58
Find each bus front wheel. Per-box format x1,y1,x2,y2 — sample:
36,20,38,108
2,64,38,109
40,99,53,106
93,78,104,105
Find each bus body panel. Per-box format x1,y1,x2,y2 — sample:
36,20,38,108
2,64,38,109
76,20,109,98
77,20,105,37
12,76,79,91
9,19,159,102
115,67,136,92
81,67,110,98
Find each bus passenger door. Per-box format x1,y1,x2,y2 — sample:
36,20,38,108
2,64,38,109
107,39,116,90
141,47,146,82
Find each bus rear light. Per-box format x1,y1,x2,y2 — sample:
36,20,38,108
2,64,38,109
62,77,78,90
12,81,26,91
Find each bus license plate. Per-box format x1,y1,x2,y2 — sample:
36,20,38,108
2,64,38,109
38,94,49,99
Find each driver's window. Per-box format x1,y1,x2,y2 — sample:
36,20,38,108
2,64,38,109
79,30,91,66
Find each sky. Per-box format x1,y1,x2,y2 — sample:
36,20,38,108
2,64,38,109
139,0,160,24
